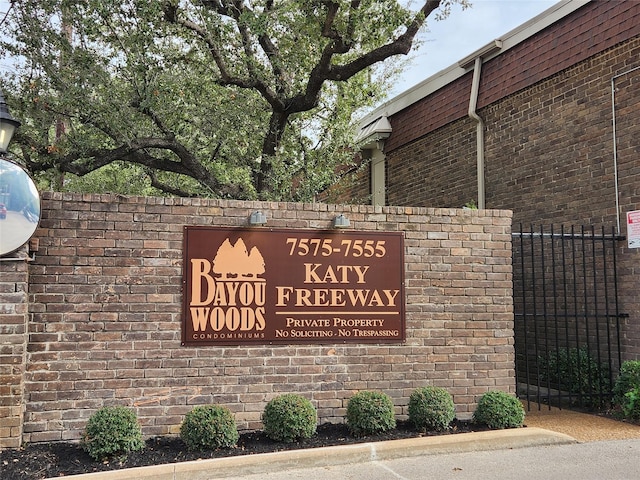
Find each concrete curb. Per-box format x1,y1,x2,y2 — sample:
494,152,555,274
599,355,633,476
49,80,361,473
46,428,576,480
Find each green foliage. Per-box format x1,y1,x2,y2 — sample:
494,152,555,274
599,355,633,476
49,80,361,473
472,391,525,429
613,360,640,407
57,163,157,196
346,390,396,436
539,347,610,403
180,405,239,451
1,0,463,200
408,386,456,432
622,388,640,421
81,406,144,461
262,394,317,443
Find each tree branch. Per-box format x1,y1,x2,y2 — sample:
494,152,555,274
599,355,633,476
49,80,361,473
131,98,174,138
163,1,283,108
327,0,441,81
286,0,441,114
146,169,196,197
24,133,240,196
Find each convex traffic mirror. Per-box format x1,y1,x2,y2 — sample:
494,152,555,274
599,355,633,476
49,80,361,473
0,159,41,256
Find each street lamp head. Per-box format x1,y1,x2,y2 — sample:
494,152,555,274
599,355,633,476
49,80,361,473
0,91,21,154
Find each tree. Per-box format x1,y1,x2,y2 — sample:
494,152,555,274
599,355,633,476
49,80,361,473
0,0,465,200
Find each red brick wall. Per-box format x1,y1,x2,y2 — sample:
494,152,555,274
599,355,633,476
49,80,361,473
0,193,513,446
0,248,29,449
482,43,638,226
385,0,640,153
386,117,477,208
383,37,640,358
478,1,640,109
482,40,640,359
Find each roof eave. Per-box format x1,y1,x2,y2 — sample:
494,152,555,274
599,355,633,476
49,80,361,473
358,0,589,131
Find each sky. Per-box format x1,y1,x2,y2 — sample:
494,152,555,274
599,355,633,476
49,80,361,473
391,0,558,96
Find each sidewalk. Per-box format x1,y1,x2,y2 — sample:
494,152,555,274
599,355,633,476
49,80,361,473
524,403,640,441
221,437,640,480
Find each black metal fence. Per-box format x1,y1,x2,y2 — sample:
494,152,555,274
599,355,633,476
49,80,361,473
512,225,627,410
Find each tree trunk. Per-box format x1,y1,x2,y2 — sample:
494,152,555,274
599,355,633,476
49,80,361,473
256,110,289,197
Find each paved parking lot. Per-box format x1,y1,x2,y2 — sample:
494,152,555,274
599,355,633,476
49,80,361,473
221,438,640,480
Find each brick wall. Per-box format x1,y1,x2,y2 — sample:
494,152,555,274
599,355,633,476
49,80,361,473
483,39,640,359
382,37,640,358
0,193,514,446
386,38,640,226
482,41,640,228
387,117,477,209
0,247,29,449
385,1,640,153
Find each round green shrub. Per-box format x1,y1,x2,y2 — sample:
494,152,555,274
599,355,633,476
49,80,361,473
613,360,640,407
408,386,456,431
262,394,317,442
180,405,239,451
81,406,144,461
473,391,525,429
346,390,396,436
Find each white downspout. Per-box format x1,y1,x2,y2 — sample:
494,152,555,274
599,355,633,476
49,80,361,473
370,142,386,207
468,56,485,210
610,65,640,236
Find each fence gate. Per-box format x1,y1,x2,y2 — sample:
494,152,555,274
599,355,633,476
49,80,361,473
512,224,626,410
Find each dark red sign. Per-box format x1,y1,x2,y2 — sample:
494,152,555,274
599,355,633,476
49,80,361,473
182,227,405,345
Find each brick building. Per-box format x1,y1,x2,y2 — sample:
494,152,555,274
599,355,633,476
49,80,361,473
348,0,640,363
